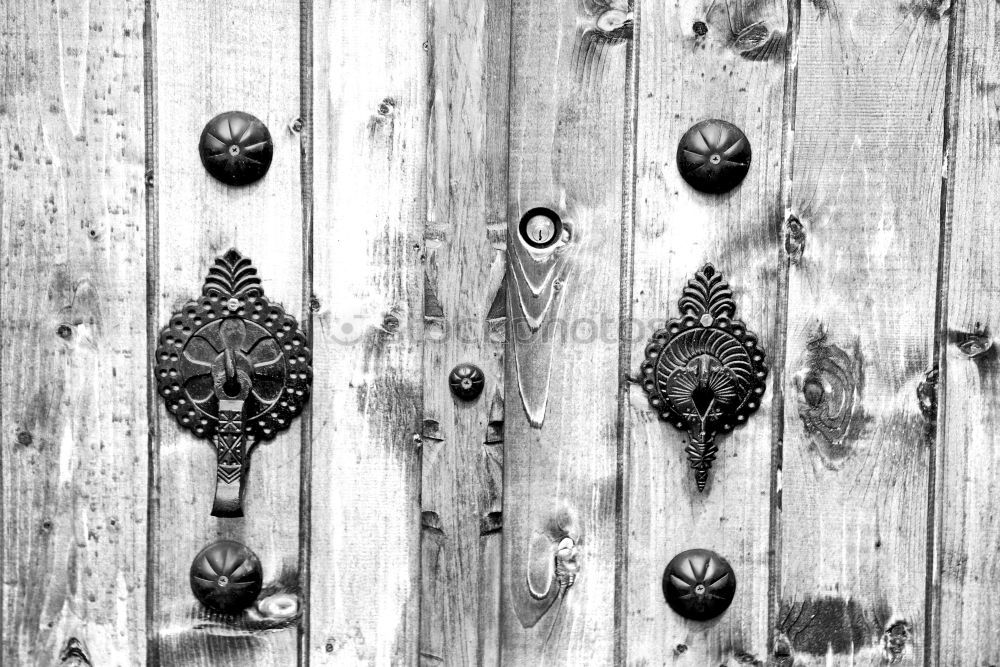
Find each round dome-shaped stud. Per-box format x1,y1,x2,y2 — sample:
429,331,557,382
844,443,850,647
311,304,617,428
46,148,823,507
449,363,486,401
676,119,751,194
189,539,263,614
199,111,274,186
662,548,736,621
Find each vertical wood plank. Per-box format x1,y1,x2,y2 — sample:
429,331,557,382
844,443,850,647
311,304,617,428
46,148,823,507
0,0,148,663
934,0,1000,663
308,1,428,664
776,1,949,663
420,0,509,665
501,1,631,663
625,1,786,663
151,1,303,664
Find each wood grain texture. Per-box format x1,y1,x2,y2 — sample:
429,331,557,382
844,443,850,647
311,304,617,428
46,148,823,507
420,0,509,665
0,0,148,663
625,0,786,663
308,0,428,664
501,0,631,663
934,0,1000,663
151,1,303,664
777,1,949,664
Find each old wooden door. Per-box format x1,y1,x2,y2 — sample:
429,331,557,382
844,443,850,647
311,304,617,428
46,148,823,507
1,0,995,664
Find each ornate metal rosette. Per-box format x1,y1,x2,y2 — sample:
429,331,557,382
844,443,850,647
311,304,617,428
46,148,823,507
155,249,311,516
639,264,767,491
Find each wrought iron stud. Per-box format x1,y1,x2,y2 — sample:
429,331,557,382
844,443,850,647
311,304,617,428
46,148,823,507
449,363,485,401
190,540,263,614
155,249,311,517
662,548,736,621
199,111,274,186
639,264,767,491
676,119,751,194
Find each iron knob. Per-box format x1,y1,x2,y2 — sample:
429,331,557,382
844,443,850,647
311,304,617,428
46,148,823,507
189,540,263,614
676,119,751,194
662,548,736,621
199,111,274,186
449,363,486,401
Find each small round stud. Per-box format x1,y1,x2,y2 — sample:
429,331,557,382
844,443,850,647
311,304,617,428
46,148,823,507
189,540,263,614
518,207,562,249
676,119,751,194
662,548,736,621
449,363,486,401
199,111,274,186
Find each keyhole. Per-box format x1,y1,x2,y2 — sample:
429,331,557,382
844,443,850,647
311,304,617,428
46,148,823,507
223,376,242,397
222,348,242,397
518,207,562,249
692,385,715,418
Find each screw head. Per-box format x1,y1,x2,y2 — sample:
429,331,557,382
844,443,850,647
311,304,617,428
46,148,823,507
662,548,736,621
676,119,751,194
449,363,486,401
199,111,274,186
189,540,263,614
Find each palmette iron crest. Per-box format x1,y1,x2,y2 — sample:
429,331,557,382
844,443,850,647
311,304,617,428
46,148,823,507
155,249,311,517
640,264,767,491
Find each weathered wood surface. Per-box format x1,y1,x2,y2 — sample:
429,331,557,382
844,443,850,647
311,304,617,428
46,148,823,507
625,1,786,664
308,0,428,664
501,0,631,663
934,0,1000,664
419,0,510,665
150,1,303,664
0,0,148,664
776,0,949,663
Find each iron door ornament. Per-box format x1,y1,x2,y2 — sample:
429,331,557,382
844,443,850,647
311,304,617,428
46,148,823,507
155,249,311,517
639,264,767,491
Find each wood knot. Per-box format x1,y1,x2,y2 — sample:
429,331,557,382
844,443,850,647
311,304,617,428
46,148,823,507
595,9,633,41
480,511,503,535
785,215,806,264
917,367,938,422
60,637,91,666
881,620,910,662
376,97,396,117
554,537,580,589
692,21,708,36
381,313,400,333
795,330,866,468
955,323,993,359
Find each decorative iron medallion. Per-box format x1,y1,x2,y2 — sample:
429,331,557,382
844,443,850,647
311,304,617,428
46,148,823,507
155,249,311,517
639,264,767,491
